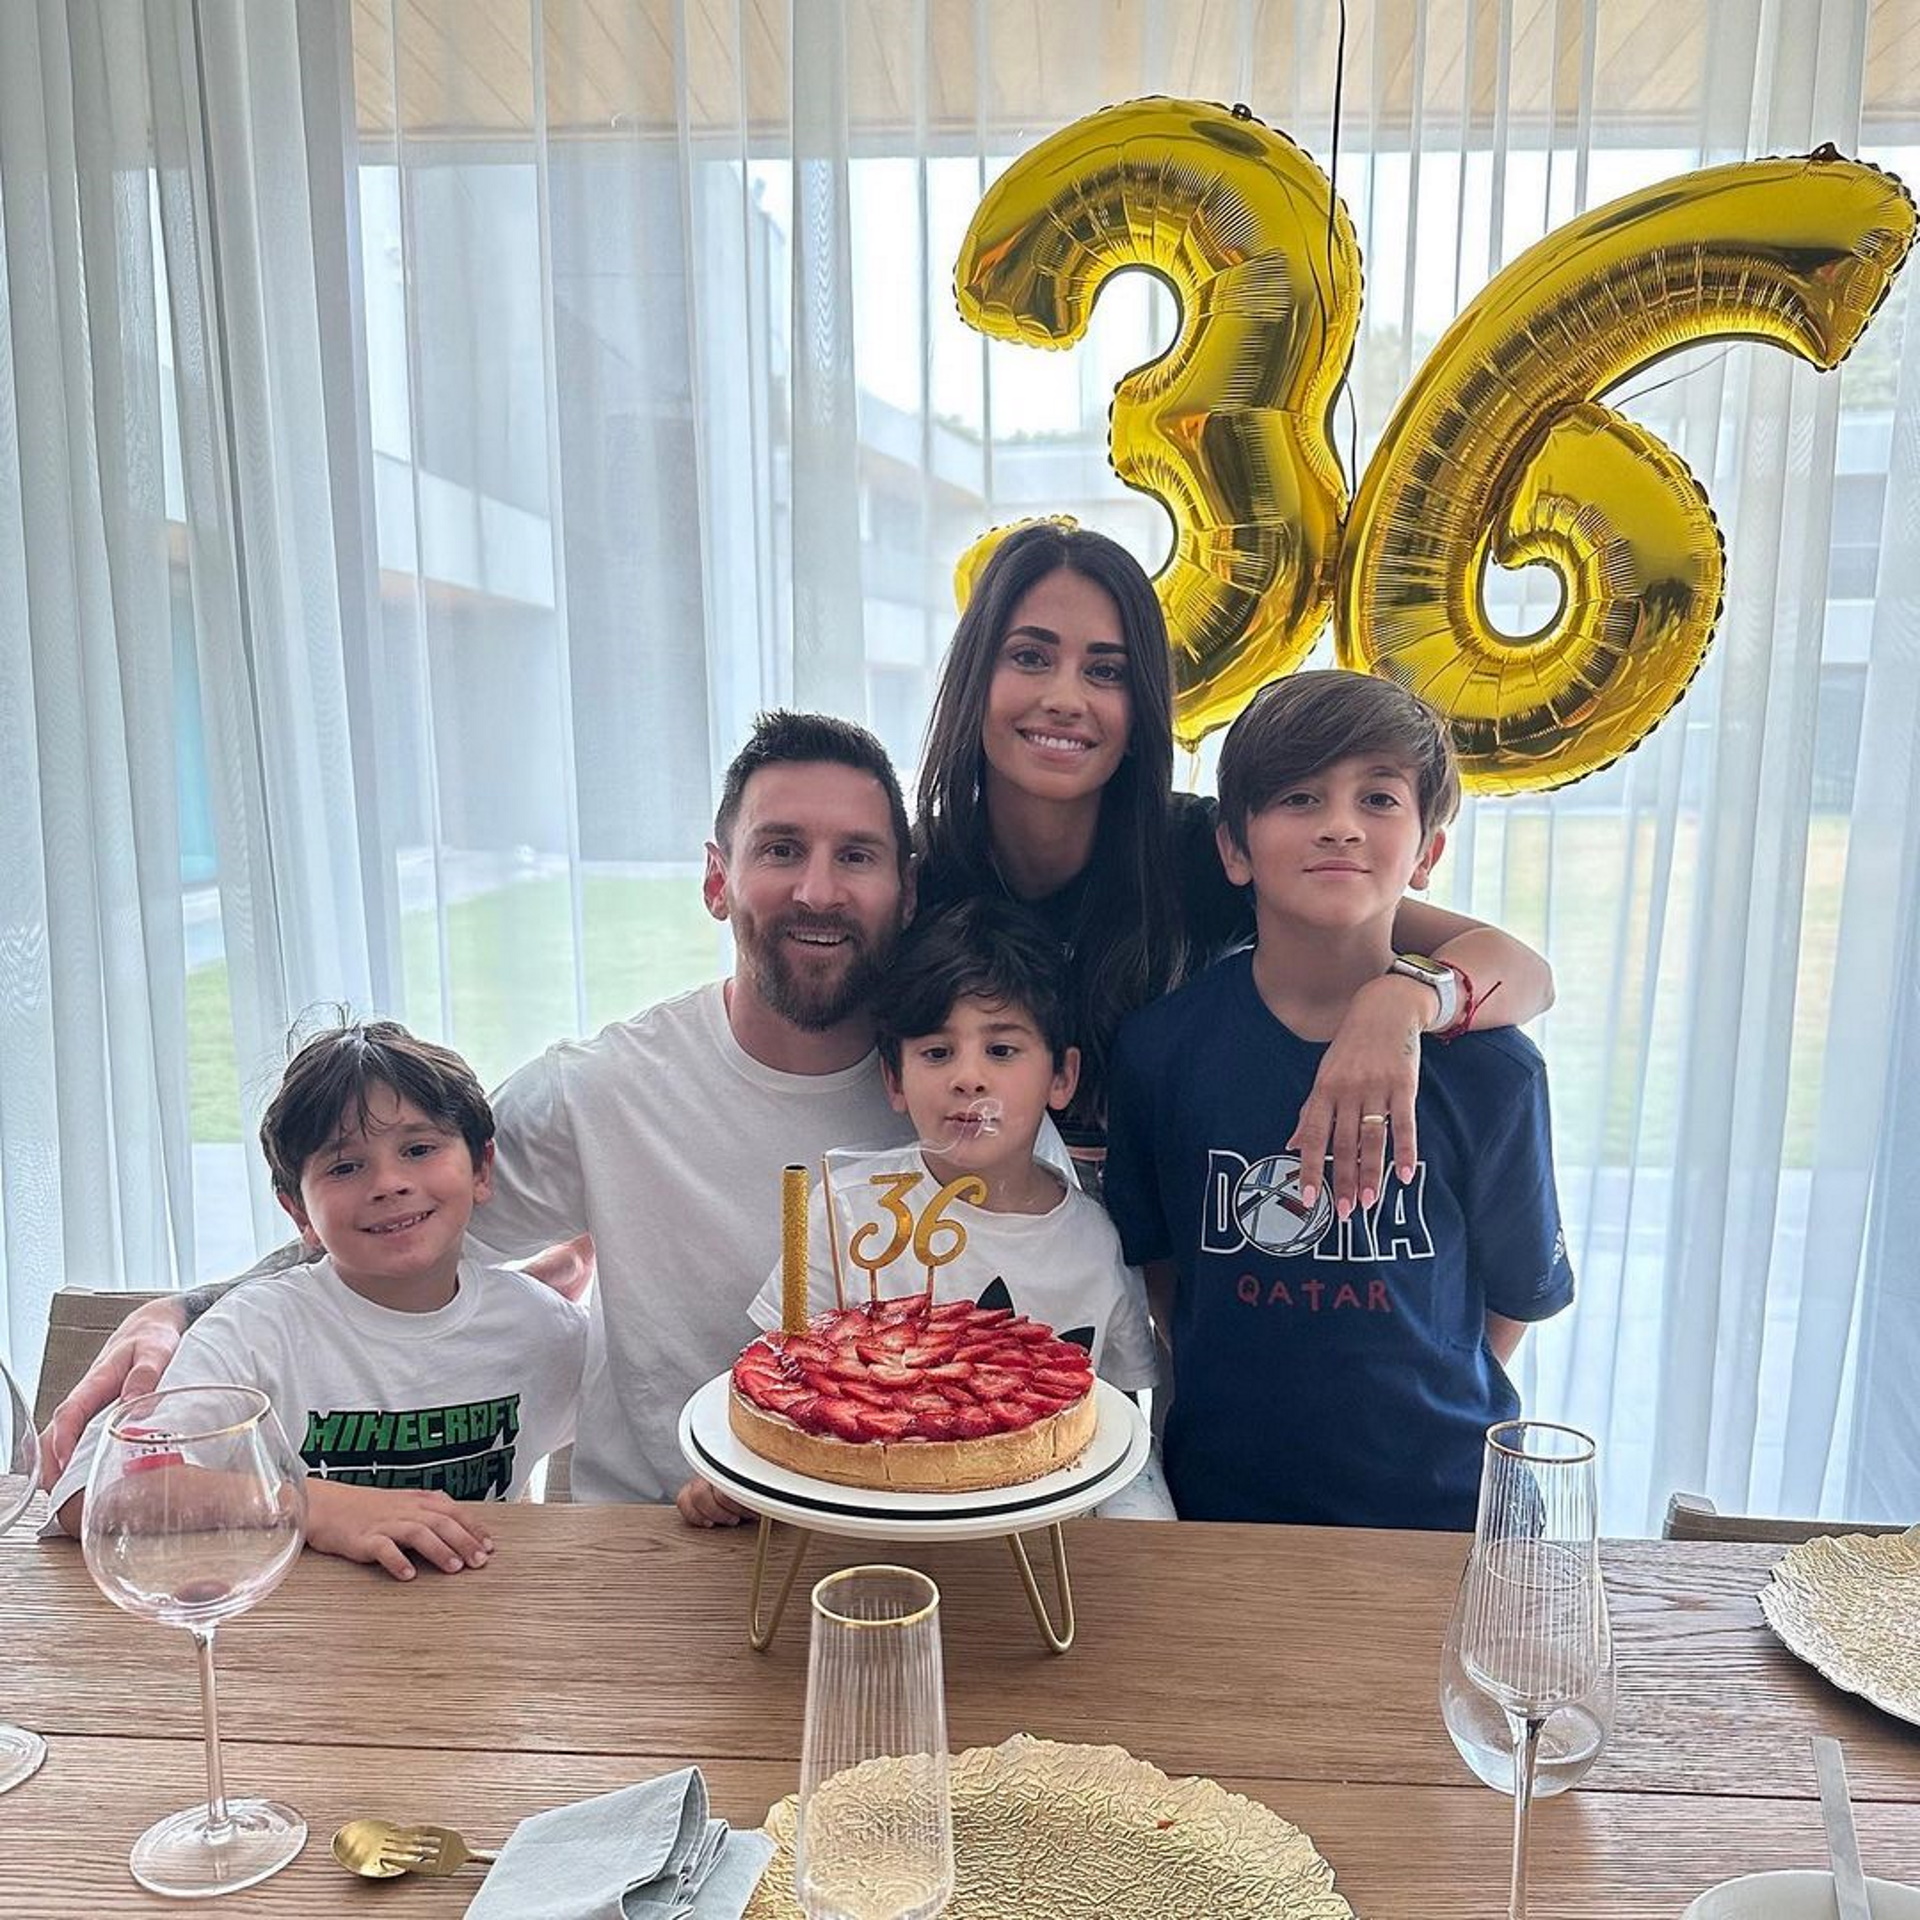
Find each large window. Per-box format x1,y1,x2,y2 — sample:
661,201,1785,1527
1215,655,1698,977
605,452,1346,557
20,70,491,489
6,0,1917,1528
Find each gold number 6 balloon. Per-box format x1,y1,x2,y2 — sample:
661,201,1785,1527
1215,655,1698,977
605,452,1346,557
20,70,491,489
1339,146,1915,791
957,103,1913,790
955,97,1362,751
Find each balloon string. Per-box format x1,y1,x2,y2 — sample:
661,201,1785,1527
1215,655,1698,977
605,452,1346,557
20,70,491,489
1611,344,1739,412
1326,0,1359,490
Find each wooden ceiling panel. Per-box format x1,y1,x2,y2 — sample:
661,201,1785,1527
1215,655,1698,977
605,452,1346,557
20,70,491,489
346,0,1920,144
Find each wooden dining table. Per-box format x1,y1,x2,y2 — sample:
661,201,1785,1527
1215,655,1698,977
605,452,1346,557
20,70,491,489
1,1500,1916,1916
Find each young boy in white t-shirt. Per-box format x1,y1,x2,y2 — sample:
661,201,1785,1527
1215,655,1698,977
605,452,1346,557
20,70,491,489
748,898,1161,1382
53,1023,586,1580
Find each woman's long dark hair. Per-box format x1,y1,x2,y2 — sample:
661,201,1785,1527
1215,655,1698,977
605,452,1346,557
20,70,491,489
914,522,1187,1136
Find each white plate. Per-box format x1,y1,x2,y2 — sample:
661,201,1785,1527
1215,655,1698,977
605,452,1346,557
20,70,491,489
1682,1872,1920,1919
677,1373,1150,1542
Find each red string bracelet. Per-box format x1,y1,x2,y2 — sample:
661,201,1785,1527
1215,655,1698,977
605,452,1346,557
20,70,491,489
1436,965,1502,1041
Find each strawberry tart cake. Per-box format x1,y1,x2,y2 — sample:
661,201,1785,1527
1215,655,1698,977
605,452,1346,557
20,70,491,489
728,1294,1097,1492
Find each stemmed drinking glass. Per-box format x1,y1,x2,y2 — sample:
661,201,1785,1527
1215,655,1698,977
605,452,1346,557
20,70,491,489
1452,1420,1610,1920
797,1565,953,1920
82,1384,308,1897
0,1353,46,1791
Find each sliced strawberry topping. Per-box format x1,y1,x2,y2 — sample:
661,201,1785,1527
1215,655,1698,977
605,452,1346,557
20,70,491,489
1031,1366,1090,1395
851,1407,915,1441
900,1341,958,1368
737,1298,1093,1445
970,1366,1024,1400
1037,1341,1094,1372
784,1393,825,1433
759,1381,816,1414
811,1397,866,1441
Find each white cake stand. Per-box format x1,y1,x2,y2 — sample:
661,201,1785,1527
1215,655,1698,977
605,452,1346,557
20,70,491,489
678,1375,1150,1655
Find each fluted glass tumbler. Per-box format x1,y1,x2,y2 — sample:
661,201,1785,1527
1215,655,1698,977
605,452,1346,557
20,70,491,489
796,1565,953,1920
1451,1420,1610,1920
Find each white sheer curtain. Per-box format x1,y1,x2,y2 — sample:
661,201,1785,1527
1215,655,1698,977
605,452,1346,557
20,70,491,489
1,0,1915,1531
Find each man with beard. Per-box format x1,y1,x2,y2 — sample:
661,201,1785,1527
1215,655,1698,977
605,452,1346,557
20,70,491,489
473,710,916,1506
40,712,919,1512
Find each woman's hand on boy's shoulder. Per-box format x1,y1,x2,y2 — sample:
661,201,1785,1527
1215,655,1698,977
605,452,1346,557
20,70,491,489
304,1479,496,1581
1292,973,1428,1216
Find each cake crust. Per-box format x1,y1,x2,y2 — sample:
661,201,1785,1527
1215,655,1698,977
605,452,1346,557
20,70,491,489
728,1383,1097,1492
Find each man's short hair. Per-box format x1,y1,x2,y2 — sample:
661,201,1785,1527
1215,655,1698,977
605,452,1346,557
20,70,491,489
872,898,1072,1073
260,1019,494,1197
1216,670,1463,851
713,711,911,876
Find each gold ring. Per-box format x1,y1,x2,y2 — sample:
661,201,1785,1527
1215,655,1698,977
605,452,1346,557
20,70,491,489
1359,1113,1389,1126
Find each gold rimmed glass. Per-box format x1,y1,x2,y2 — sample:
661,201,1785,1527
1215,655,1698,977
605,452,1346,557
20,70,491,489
1451,1420,1610,1920
0,1354,45,1792
82,1385,308,1897
796,1565,953,1920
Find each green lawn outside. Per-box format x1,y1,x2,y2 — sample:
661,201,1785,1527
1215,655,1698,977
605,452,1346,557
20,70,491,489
186,819,1851,1163
188,873,719,1139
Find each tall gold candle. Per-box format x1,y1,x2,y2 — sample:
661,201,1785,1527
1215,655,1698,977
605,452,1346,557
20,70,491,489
781,1164,809,1333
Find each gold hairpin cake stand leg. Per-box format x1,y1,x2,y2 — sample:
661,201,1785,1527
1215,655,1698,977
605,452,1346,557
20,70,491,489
747,1517,813,1653
1007,1523,1076,1654
743,1516,1077,1655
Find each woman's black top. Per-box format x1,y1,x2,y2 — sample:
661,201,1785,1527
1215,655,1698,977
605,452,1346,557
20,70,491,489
910,792,1254,1166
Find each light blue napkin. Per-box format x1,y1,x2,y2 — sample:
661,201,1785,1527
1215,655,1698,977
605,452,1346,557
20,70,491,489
464,1768,776,1920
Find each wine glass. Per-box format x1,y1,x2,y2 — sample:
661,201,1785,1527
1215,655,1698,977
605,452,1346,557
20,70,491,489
796,1565,953,1920
81,1384,308,1897
1453,1420,1610,1920
0,1353,46,1791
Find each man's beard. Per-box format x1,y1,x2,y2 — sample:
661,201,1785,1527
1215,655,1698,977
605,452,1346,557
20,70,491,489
740,912,891,1032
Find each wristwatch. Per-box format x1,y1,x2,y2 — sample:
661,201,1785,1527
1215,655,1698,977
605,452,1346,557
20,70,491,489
1387,952,1460,1032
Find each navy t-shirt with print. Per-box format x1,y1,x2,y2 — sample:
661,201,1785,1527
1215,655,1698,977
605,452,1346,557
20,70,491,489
1104,949,1574,1532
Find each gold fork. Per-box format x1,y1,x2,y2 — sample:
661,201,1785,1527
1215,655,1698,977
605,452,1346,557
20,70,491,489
332,1818,498,1878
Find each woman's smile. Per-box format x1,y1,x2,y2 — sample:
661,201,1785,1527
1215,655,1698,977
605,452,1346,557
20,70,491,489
983,567,1132,806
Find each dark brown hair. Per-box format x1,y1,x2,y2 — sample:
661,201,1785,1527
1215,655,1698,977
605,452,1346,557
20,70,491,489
260,1021,494,1197
714,710,910,877
873,898,1072,1075
913,522,1185,1134
1216,670,1462,852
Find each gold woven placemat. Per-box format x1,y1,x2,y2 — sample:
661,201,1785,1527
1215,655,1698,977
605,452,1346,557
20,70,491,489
1758,1527,1920,1726
746,1733,1353,1919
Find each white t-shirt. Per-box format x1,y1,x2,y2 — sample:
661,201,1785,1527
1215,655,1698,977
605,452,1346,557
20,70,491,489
49,1257,586,1514
748,1145,1162,1392
472,982,913,1504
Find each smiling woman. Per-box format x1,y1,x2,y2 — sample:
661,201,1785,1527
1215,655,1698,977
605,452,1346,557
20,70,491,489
911,523,1554,1198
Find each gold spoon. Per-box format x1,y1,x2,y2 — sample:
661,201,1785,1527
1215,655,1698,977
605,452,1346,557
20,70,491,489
332,1818,499,1878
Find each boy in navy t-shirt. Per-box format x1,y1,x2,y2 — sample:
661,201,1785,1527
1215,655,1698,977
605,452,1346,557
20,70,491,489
1103,671,1573,1530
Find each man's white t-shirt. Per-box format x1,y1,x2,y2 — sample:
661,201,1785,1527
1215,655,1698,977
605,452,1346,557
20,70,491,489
473,982,912,1504
49,1257,586,1513
748,1146,1161,1391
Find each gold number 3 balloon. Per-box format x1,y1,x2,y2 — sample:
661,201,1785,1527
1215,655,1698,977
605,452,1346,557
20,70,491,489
955,97,1362,750
957,101,1915,789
